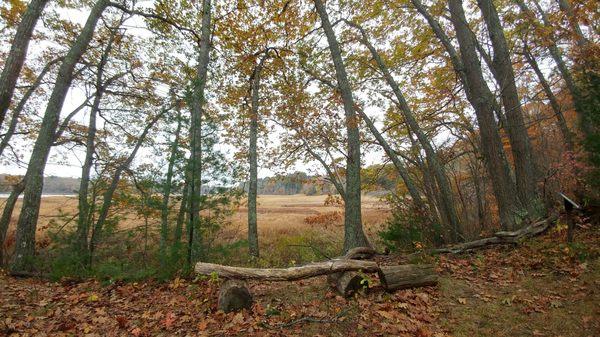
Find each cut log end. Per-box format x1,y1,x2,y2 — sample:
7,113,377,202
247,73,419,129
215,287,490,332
378,264,438,291
218,280,253,313
328,271,367,297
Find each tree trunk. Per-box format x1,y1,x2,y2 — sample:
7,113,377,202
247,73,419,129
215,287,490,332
0,181,25,265
447,0,521,230
0,57,62,158
171,166,190,262
357,108,426,212
0,0,49,129
522,47,574,150
326,246,376,297
413,0,521,230
196,259,380,281
448,0,520,229
556,0,589,48
75,25,121,256
75,97,97,256
218,280,253,313
88,110,165,265
248,53,268,258
468,156,487,229
187,0,212,265
378,265,438,291
327,271,366,297
161,107,183,266
314,0,370,251
515,0,586,133
10,0,110,274
349,21,462,240
477,0,539,215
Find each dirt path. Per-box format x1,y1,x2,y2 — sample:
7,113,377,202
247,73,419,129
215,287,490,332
1,226,598,336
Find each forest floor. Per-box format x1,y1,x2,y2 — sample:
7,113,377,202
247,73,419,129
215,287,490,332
1,221,598,336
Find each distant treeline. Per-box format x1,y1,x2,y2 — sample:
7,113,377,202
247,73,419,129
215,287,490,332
0,174,80,194
241,172,338,195
0,172,341,196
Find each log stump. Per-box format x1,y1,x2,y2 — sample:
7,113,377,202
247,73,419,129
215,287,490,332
218,280,253,312
327,271,367,297
378,264,437,291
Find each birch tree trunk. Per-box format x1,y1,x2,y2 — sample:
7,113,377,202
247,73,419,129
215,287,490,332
0,0,49,129
10,0,110,274
314,0,370,251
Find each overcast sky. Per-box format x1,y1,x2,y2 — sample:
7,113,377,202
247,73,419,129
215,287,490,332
0,3,390,179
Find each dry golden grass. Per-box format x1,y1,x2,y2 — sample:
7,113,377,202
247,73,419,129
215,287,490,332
224,194,390,247
2,194,391,254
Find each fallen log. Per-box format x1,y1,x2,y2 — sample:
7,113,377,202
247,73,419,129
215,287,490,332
433,215,557,254
195,259,380,281
327,271,366,297
341,246,378,260
218,280,253,312
326,246,376,297
378,264,438,291
196,246,437,299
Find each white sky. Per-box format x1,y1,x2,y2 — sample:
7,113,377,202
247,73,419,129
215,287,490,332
0,3,388,179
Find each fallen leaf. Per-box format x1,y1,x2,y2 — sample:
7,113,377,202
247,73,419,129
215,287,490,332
116,316,128,329
197,320,209,331
131,327,142,337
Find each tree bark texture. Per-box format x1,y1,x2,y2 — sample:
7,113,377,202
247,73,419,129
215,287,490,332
350,21,462,240
447,0,521,230
188,0,212,264
0,0,49,128
378,265,438,291
218,280,253,312
196,259,380,281
160,107,183,265
522,47,573,150
248,53,268,258
314,0,369,251
10,0,110,274
477,0,539,213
